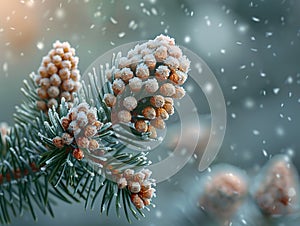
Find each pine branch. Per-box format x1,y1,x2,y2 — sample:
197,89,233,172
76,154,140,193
0,125,75,224
0,53,155,224
0,35,191,224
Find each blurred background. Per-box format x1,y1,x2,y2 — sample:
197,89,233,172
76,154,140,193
1,0,300,225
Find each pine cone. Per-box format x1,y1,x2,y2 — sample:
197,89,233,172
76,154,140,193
34,41,81,112
104,35,190,139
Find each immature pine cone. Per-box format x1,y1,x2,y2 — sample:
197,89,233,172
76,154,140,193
199,165,248,221
115,168,156,209
35,40,82,112
104,35,190,139
52,102,103,161
252,155,300,216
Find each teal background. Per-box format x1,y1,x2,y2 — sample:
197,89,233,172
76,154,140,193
1,0,300,225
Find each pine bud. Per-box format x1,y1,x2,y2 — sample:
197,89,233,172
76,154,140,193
143,54,156,70
117,177,128,189
163,103,174,115
77,103,89,113
164,56,179,70
155,65,170,81
120,67,134,83
142,198,151,206
47,63,58,75
151,117,165,130
76,112,88,128
141,180,152,191
164,97,174,105
88,139,99,151
140,188,155,199
92,121,103,130
47,86,60,98
73,148,84,160
123,169,134,180
117,110,131,123
112,79,125,95
134,120,148,133
50,73,62,86
38,66,48,78
87,110,97,124
144,78,159,93
136,63,150,79
84,125,97,137
61,117,70,130
61,133,74,145
61,60,72,70
47,98,58,109
52,55,62,66
150,95,165,108
61,91,72,101
36,100,47,111
128,77,143,92
123,96,137,111
130,182,141,193
172,86,186,99
156,108,169,120
40,78,51,89
70,69,80,81
59,68,71,80
37,88,49,99
131,194,144,209
77,136,90,149
160,83,176,96
36,40,81,112
52,136,63,148
133,172,145,183
154,45,168,61
104,93,117,107
62,79,75,91
142,106,156,120
147,125,157,139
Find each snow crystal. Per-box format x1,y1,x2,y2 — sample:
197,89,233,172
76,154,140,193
251,16,260,22
184,36,191,43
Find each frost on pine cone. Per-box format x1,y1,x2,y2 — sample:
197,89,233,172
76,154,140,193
251,155,300,216
47,99,156,211
4,35,198,224
115,168,156,209
52,102,103,160
34,40,81,112
104,34,190,139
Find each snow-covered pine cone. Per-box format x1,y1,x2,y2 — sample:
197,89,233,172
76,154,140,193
104,34,190,139
199,165,248,221
252,155,300,216
115,168,156,209
35,40,82,112
52,102,103,160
